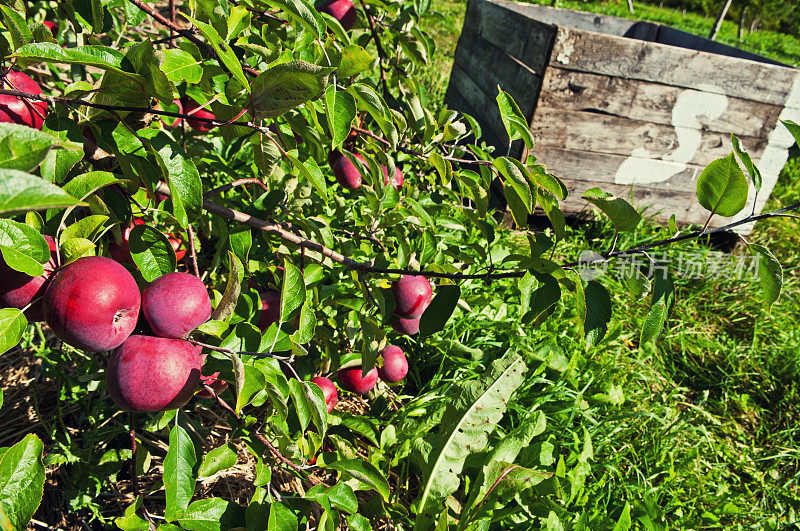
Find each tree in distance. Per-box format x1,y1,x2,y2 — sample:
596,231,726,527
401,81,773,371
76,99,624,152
392,275,432,319
106,335,203,412
43,256,141,352
311,376,338,412
338,366,378,394
257,289,281,332
0,235,58,321
142,272,212,338
378,345,408,384
183,98,215,132
0,70,47,129
317,0,357,30
391,317,420,336
334,153,366,190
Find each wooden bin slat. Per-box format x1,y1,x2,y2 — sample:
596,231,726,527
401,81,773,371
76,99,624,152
538,68,785,139
531,106,770,167
448,65,510,146
549,26,800,109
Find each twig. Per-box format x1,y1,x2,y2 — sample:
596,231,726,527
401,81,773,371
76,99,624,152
205,178,270,198
187,225,201,278
360,2,390,98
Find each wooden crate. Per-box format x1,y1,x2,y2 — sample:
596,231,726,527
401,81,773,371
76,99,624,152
445,0,800,229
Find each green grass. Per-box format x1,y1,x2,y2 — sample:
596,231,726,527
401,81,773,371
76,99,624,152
417,1,800,526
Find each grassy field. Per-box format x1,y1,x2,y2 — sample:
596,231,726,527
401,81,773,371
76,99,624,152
419,0,800,527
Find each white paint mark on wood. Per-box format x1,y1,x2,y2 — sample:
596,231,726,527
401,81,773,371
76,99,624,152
614,86,728,185
555,28,574,64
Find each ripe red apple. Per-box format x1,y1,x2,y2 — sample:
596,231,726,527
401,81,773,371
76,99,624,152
311,376,338,412
109,218,146,264
142,272,212,338
106,335,203,412
168,233,186,261
382,165,404,190
0,70,47,129
43,21,57,36
327,150,343,167
183,98,215,132
392,275,432,319
0,235,58,321
378,345,408,383
318,0,357,30
337,366,378,394
391,317,420,336
334,153,366,190
257,289,281,332
43,256,141,352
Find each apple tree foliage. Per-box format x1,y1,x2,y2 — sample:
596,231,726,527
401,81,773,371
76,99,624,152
0,0,797,528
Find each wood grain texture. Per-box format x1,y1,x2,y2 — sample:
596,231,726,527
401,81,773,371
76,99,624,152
538,68,786,139
447,64,511,149
531,106,770,166
549,26,800,108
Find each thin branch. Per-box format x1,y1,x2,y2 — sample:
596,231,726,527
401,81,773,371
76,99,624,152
360,2,390,98
187,225,201,278
204,178,270,198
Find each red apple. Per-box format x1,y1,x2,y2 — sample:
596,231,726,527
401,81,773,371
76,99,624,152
0,235,58,321
257,289,281,332
311,376,338,412
43,21,57,36
142,272,212,338
318,0,358,30
43,256,141,352
337,366,378,394
391,317,420,336
109,218,146,264
162,98,183,129
391,275,432,319
183,98,215,132
377,345,408,383
0,70,47,129
334,153,366,190
327,150,343,167
382,165,403,190
106,335,203,412
169,233,186,261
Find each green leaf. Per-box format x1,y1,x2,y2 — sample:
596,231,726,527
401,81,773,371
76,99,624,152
496,87,535,150
612,502,632,531
164,423,197,521
252,133,281,179
347,514,371,531
0,308,27,355
640,272,674,346
324,85,356,148
0,6,32,50
161,48,204,85
781,119,800,149
328,482,358,514
0,434,45,530
288,153,327,201
751,244,782,310
235,360,266,414
14,43,147,84
62,171,121,200
62,214,110,241
584,280,612,347
60,237,96,263
338,45,375,78
346,84,398,148
0,124,81,172
730,134,761,192
696,152,749,218
178,497,246,531
582,187,641,231
263,0,325,40
129,224,177,282
198,444,238,478
0,218,49,276
250,61,333,120
414,354,527,522
268,502,297,531
280,260,305,321
521,274,561,323
152,137,203,227
210,252,244,322
182,13,249,91
419,285,460,338
0,169,85,215
327,459,390,502
493,157,535,212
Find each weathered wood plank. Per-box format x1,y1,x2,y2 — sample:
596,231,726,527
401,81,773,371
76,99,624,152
462,0,556,75
533,145,702,193
493,0,658,40
443,85,504,150
454,27,542,120
549,26,800,108
531,106,770,167
537,68,785,139
447,64,510,149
